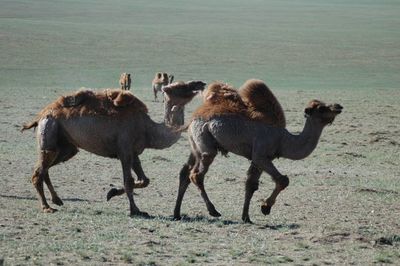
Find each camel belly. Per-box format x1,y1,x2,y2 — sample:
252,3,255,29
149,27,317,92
191,118,257,159
59,117,142,158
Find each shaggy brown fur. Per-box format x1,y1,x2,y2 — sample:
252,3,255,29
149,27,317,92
193,80,286,128
306,99,324,109
192,82,248,120
21,89,148,131
239,79,286,127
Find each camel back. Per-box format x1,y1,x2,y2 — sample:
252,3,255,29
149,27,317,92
239,79,286,127
192,82,248,120
37,89,148,120
193,80,286,127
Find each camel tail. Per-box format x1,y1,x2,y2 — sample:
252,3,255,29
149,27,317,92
239,79,286,128
20,120,39,132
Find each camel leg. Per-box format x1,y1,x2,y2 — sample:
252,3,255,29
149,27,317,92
241,163,262,223
254,160,289,215
153,87,158,102
43,173,63,206
120,156,148,217
190,152,221,217
106,155,149,201
32,117,63,213
173,153,196,220
44,143,79,206
132,155,149,188
261,174,289,215
32,150,58,213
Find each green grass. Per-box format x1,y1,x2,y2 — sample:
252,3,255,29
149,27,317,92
1,0,399,91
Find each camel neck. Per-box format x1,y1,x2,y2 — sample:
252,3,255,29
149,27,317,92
164,101,185,127
280,117,325,160
146,101,185,149
146,120,181,150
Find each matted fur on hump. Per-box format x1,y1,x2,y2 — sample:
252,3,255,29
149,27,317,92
192,80,286,128
37,89,148,119
239,79,286,128
192,82,248,120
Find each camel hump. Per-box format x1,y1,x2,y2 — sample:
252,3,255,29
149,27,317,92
103,89,148,113
33,89,148,121
106,89,136,107
193,82,248,120
239,79,286,128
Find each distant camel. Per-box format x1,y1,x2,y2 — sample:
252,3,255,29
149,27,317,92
21,81,206,216
173,80,342,223
152,72,174,102
119,73,132,90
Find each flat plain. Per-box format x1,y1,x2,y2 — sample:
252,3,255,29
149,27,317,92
1,0,399,265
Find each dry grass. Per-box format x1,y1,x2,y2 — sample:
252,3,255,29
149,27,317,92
1,87,399,265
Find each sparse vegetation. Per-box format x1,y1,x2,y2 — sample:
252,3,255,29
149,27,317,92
1,0,399,265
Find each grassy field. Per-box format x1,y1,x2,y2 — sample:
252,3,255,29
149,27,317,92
1,0,399,265
1,0,399,90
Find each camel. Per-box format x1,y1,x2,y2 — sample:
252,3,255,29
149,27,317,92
173,81,343,223
21,81,206,216
152,72,174,102
119,73,132,90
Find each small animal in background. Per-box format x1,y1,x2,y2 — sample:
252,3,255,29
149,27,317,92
152,72,174,102
119,73,132,90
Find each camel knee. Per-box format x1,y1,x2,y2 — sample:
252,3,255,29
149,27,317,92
276,175,289,190
246,179,259,192
189,171,204,188
31,170,43,188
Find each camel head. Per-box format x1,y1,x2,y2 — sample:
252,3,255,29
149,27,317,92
162,80,206,126
162,73,169,85
304,100,343,125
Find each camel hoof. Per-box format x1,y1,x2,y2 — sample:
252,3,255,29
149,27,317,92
209,209,221,217
43,207,57,213
261,205,271,215
131,210,150,218
242,216,253,224
106,188,119,201
173,215,182,221
52,197,64,206
134,179,150,189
